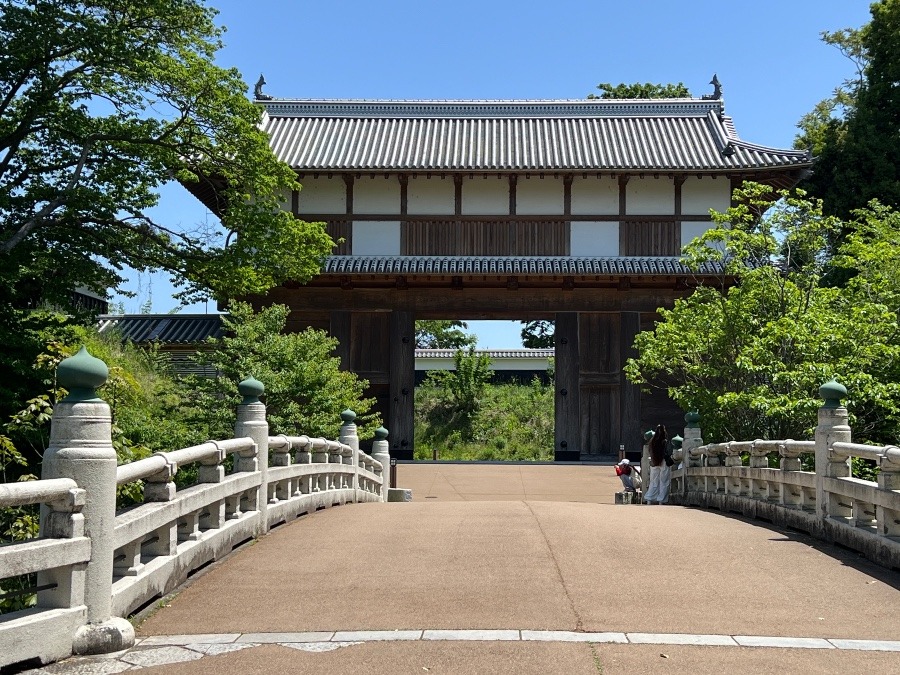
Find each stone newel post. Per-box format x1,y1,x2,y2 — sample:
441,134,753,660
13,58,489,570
339,410,359,494
42,347,134,654
371,426,391,501
234,376,269,536
815,379,851,526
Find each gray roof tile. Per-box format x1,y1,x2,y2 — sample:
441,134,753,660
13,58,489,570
261,99,810,173
322,256,720,276
97,314,224,344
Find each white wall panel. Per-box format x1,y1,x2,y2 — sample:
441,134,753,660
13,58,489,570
680,222,715,251
461,176,508,215
516,176,564,215
570,221,619,256
296,177,345,214
408,176,455,214
571,176,618,215
627,177,674,215
352,221,401,255
354,176,401,214
682,176,730,215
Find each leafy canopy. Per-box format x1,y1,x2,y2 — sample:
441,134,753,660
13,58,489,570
186,302,378,440
414,320,476,349
627,183,900,444
797,0,900,218
0,0,333,306
588,82,690,99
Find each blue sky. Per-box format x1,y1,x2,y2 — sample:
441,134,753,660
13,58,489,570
121,0,873,347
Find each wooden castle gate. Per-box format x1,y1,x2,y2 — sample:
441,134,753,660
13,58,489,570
201,94,811,461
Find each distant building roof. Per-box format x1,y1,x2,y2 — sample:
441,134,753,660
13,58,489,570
97,314,225,344
416,348,554,359
259,98,811,173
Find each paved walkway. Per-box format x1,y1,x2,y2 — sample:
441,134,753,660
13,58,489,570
26,464,900,674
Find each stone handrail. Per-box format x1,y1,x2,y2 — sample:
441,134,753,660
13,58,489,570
670,381,900,570
0,349,392,671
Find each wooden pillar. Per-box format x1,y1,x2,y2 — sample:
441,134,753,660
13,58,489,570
554,312,580,461
389,310,415,460
620,312,642,457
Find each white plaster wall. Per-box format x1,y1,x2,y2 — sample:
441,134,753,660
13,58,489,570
354,176,401,214
516,177,564,215
627,177,675,215
571,176,618,215
461,176,508,215
352,221,401,255
408,176,455,215
570,221,619,256
296,177,346,214
681,222,715,251
277,188,292,212
682,176,730,215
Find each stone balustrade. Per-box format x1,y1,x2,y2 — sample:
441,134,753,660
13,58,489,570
0,347,389,670
670,380,900,569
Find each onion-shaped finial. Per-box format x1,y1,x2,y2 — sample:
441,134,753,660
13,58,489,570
643,429,655,442
57,346,108,402
238,376,264,404
818,378,847,409
671,434,683,449
684,411,700,428
374,426,389,441
340,409,357,424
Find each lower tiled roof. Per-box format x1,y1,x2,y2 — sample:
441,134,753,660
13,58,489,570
322,256,720,276
97,314,225,344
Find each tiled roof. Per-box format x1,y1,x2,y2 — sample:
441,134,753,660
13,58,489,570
322,256,720,276
260,98,810,173
416,349,554,359
97,314,225,344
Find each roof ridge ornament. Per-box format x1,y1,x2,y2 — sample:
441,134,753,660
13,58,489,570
702,74,722,101
254,74,273,101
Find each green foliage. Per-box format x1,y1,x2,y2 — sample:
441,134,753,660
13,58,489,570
414,320,476,349
417,348,493,445
627,183,900,444
415,378,554,461
798,0,900,218
0,0,333,308
185,302,377,440
588,82,690,99
520,320,554,348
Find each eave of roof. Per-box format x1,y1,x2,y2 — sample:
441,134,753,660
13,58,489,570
320,255,722,277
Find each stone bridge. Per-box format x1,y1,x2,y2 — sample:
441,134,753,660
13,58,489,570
1,351,899,674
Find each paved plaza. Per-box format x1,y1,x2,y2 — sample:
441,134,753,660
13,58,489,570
25,464,900,674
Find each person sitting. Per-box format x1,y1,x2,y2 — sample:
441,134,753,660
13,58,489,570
615,459,641,492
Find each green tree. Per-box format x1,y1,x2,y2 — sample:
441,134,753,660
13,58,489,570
520,320,554,348
798,0,900,218
626,184,900,444
414,320,476,349
186,302,377,440
0,0,333,310
418,348,492,444
588,82,690,99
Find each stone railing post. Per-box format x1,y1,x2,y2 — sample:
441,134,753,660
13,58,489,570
41,347,134,654
339,409,358,495
234,376,269,535
815,379,851,528
371,426,391,501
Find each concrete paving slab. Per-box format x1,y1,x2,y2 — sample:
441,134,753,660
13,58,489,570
140,634,239,646
829,638,900,651
422,630,520,640
521,630,627,643
627,633,737,646
235,631,334,642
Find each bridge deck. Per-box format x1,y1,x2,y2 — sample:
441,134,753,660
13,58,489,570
34,465,900,674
